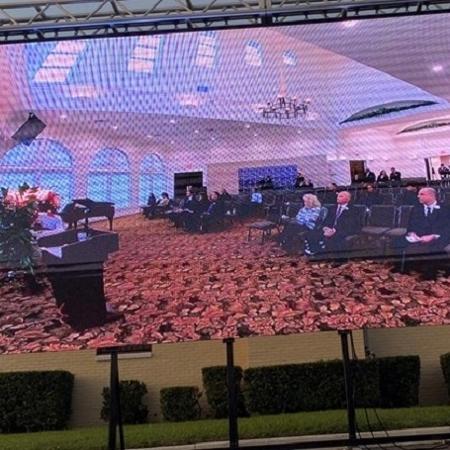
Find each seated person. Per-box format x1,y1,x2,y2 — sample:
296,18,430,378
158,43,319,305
396,185,419,206
263,176,274,190
177,188,198,230
389,167,402,184
280,193,327,255
294,172,305,189
143,193,157,218
35,210,64,231
363,168,376,184
322,183,338,204
398,187,450,255
296,178,314,189
184,192,210,232
196,192,210,214
438,163,450,180
361,184,382,207
220,188,232,202
200,192,225,232
156,192,172,210
377,170,389,184
320,191,360,256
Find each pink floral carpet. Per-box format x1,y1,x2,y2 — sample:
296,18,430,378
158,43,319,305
1,214,450,354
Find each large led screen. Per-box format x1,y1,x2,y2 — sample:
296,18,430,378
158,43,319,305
1,13,450,354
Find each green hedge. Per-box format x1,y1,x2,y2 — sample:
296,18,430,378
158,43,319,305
202,366,248,418
378,356,420,407
101,380,148,424
0,370,74,433
160,387,201,422
440,353,450,400
243,360,380,415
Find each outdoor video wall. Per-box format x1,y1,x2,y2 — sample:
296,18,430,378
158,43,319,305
1,12,450,354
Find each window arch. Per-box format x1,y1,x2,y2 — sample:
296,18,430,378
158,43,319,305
283,50,297,66
0,139,74,205
244,40,263,67
195,31,217,68
139,153,166,204
87,148,131,208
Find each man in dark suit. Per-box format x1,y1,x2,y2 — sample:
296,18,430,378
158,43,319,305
200,192,225,232
403,187,450,254
396,185,419,207
320,191,361,256
361,184,382,207
389,167,402,185
363,168,376,184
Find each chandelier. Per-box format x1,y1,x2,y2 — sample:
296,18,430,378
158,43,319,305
261,96,311,120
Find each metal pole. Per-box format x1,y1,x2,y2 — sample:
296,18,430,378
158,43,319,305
108,350,125,450
224,338,239,449
339,331,357,446
108,351,118,450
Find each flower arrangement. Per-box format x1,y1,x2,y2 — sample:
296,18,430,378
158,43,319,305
0,184,60,272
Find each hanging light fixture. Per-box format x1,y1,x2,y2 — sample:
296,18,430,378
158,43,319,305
261,96,311,119
259,54,311,120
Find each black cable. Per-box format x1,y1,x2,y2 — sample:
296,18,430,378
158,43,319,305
349,332,389,450
350,332,401,450
350,333,450,450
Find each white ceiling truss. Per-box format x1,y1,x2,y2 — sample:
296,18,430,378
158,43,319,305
0,0,449,43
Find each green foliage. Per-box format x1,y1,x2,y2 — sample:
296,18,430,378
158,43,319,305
440,353,450,400
378,356,420,407
202,366,248,418
160,386,201,422
0,370,74,433
1,406,450,450
101,380,148,424
243,360,380,415
0,184,37,273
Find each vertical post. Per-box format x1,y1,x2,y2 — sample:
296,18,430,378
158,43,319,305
224,338,239,450
108,351,118,450
108,351,125,450
339,331,357,446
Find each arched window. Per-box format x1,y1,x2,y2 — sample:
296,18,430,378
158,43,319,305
139,154,166,204
244,40,263,67
283,50,297,66
195,31,217,68
87,148,131,208
0,139,73,205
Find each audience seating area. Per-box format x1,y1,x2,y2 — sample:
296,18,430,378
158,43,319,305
144,182,450,270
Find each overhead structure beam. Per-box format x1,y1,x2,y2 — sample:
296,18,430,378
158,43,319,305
0,0,449,43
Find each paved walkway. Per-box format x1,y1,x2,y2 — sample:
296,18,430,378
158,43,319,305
129,426,450,450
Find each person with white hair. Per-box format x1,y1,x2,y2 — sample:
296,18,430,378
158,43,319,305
280,193,327,255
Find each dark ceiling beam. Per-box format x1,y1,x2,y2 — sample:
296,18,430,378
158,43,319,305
0,0,449,43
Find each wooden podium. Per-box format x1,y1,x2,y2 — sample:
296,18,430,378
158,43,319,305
37,229,119,330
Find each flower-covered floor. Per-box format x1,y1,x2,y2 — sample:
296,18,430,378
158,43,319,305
1,214,450,354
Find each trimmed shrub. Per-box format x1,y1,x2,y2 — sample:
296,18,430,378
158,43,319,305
243,359,380,415
202,366,248,418
378,356,420,407
0,370,74,433
440,352,450,400
160,386,201,422
101,380,148,424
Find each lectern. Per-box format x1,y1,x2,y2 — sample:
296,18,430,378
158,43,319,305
37,229,119,329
